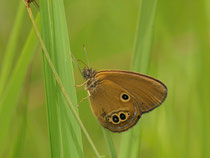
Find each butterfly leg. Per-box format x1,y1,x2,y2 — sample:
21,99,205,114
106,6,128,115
75,79,90,87
32,0,40,8
77,91,91,107
25,0,39,8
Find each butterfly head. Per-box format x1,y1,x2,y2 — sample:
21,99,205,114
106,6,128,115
82,67,96,80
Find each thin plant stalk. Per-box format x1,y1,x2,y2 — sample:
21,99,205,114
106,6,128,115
24,1,101,157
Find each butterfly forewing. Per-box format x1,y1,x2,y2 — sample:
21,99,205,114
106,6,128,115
95,70,167,114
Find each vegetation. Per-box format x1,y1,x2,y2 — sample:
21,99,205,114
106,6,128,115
0,0,209,157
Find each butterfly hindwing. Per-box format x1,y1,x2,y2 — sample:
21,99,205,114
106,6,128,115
89,80,141,132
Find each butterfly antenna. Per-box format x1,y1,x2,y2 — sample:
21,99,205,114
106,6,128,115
83,44,90,67
71,53,83,76
77,59,89,68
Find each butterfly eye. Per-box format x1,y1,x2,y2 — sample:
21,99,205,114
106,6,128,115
120,93,130,102
112,115,119,123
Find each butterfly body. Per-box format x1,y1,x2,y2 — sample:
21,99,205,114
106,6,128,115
82,68,167,132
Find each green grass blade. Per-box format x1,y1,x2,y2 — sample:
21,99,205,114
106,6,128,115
9,71,31,158
40,0,83,157
40,1,63,157
26,2,100,157
132,0,158,73
102,129,117,158
0,15,39,153
0,2,26,97
119,0,158,157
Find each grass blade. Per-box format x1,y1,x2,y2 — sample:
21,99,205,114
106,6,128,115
119,0,158,157
103,129,117,158
40,0,83,157
132,0,158,73
0,2,26,97
25,1,101,157
0,15,39,153
9,69,31,158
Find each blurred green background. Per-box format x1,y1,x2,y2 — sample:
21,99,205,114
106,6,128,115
0,0,210,158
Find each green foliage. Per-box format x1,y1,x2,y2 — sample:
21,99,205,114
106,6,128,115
0,1,39,155
0,0,209,157
40,0,83,157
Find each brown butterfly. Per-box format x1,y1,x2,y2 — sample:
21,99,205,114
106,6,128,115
81,67,167,132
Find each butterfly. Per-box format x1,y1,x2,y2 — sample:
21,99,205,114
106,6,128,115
80,67,167,132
